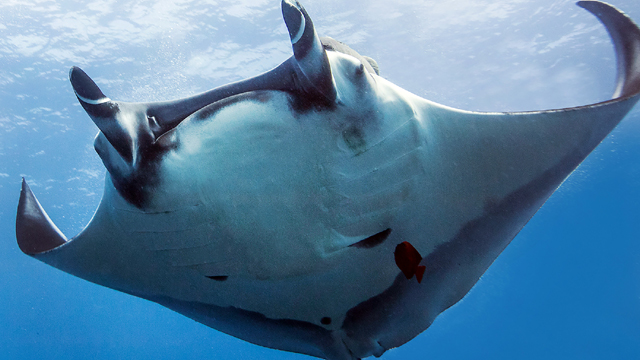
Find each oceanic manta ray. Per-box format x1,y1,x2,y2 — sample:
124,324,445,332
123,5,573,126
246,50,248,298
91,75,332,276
15,1,640,359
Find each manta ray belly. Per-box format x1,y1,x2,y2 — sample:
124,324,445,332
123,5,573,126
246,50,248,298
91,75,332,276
122,89,420,328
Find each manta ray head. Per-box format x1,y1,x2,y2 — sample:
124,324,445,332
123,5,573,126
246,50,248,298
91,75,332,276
69,0,388,210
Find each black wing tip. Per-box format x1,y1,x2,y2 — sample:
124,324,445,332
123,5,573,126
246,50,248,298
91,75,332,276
16,179,67,255
577,0,640,99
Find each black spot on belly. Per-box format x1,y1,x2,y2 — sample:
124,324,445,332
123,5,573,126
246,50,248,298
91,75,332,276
206,275,229,281
194,91,273,122
342,126,367,154
349,228,392,249
320,317,332,325
287,91,336,114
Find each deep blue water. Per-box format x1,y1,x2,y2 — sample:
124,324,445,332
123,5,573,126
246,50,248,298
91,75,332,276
1,0,639,359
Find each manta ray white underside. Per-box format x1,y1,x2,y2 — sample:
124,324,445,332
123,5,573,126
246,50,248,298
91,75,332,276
15,1,640,359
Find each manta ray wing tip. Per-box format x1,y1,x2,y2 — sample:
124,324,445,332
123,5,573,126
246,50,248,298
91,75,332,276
576,0,640,99
16,178,68,255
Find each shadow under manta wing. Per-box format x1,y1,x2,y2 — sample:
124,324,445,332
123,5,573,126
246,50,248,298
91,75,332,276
14,1,640,360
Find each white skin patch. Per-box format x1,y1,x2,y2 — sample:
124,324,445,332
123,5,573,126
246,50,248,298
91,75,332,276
75,92,111,105
291,14,306,45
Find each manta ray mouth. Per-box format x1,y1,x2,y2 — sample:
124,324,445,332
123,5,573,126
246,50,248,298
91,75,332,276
191,91,275,122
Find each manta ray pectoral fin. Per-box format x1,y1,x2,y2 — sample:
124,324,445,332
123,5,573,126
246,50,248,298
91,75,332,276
411,0,640,319
16,179,67,255
340,2,640,356
16,177,145,291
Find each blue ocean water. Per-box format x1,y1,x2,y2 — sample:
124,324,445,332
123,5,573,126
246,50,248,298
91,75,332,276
1,0,639,359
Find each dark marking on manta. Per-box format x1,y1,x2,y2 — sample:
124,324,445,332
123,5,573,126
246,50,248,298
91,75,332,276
342,126,367,155
107,129,180,209
321,317,332,325
349,228,392,249
206,275,229,281
286,89,337,114
194,91,273,122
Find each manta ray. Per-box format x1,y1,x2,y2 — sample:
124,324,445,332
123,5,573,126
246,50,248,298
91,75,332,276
15,0,640,359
